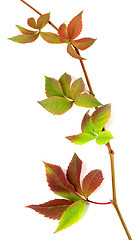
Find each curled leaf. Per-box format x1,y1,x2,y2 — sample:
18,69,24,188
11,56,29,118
82,170,103,197
40,32,61,43
55,200,86,233
16,25,37,35
27,199,74,220
38,96,73,115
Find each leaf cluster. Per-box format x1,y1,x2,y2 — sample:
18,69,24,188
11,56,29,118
27,153,103,233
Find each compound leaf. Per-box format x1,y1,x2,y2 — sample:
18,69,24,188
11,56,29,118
96,130,113,145
66,153,83,196
59,73,72,99
26,199,74,220
72,37,96,50
45,77,64,97
70,78,85,99
38,96,73,115
81,111,94,134
58,23,69,43
67,11,83,40
74,92,102,108
67,43,85,60
40,32,61,43
55,200,86,233
43,162,82,201
91,104,111,134
8,33,39,44
37,13,50,29
16,25,37,35
27,17,37,29
82,170,103,197
66,132,96,145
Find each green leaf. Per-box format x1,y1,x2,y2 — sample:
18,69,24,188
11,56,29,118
81,111,95,134
40,32,61,43
66,132,96,145
37,13,50,29
45,77,64,97
67,43,85,60
43,162,82,201
8,33,39,44
67,11,83,40
58,23,69,43
27,17,37,29
74,93,102,108
96,130,113,145
70,78,85,99
16,25,37,35
72,38,96,50
59,73,72,99
38,96,73,115
82,170,103,197
91,104,111,134
55,200,86,233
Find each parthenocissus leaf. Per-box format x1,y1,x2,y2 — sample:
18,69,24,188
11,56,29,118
26,199,74,220
8,33,39,44
40,32,61,43
54,200,86,233
59,73,72,99
70,78,85,99
16,25,38,35
66,132,96,145
91,104,111,134
67,11,83,40
38,96,73,115
67,43,85,60
66,153,83,196
74,92,102,108
82,169,104,197
58,23,68,43
45,77,64,97
81,111,95,134
72,37,96,50
96,130,113,145
37,13,50,29
27,17,37,29
43,162,82,201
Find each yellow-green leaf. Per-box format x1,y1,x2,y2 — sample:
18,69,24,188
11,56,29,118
45,77,64,97
96,130,113,145
38,96,73,115
59,73,72,99
74,93,102,108
66,132,96,145
8,33,39,44
55,200,86,233
40,32,61,43
70,78,85,99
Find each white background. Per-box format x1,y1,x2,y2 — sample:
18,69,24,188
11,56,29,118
1,0,137,239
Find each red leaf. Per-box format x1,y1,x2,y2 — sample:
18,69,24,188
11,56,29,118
82,170,103,197
43,162,82,201
40,32,61,43
72,38,96,50
66,153,83,196
27,17,37,29
67,43,85,60
58,23,69,43
27,199,74,220
67,11,83,40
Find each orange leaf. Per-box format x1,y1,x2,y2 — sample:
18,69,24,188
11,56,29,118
67,11,83,40
27,17,37,29
67,43,85,60
37,13,50,29
58,23,69,43
72,38,96,50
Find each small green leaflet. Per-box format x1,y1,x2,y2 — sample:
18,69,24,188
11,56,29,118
55,200,86,233
45,77,64,97
27,154,104,233
66,104,113,145
74,93,102,108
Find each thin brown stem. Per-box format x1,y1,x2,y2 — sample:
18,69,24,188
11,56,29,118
19,1,132,239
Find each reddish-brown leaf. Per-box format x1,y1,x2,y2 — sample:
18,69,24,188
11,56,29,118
43,162,82,201
67,11,83,40
58,23,69,43
37,13,50,29
26,199,74,220
40,32,61,43
67,43,85,60
66,153,83,196
16,25,37,35
27,17,37,29
82,170,103,197
72,38,96,50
